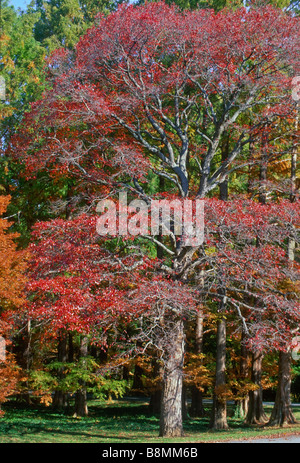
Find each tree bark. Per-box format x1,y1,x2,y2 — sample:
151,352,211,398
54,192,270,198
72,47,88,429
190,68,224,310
209,170,229,430
268,351,297,426
210,317,229,430
52,332,68,411
148,355,163,415
73,336,89,417
290,102,298,203
159,316,185,437
244,351,268,425
235,328,250,418
149,389,161,415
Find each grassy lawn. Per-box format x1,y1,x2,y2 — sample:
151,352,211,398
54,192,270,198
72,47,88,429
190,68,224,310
1,398,300,443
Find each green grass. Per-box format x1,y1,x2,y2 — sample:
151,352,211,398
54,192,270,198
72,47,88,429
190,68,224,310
1,398,300,443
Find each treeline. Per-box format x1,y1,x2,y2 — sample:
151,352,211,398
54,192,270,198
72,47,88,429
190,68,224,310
0,0,299,438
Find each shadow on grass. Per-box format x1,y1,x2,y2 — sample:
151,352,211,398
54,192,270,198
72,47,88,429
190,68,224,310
1,400,300,443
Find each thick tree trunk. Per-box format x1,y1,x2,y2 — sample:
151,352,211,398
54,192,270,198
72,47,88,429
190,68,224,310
268,351,297,427
190,310,205,417
210,317,228,430
74,389,88,417
244,351,268,425
159,316,184,437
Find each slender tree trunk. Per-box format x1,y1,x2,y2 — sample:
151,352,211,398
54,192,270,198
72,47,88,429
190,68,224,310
210,316,228,430
209,148,229,430
268,351,297,426
52,332,68,411
182,384,189,420
159,316,185,437
23,318,32,405
244,351,268,425
290,102,298,204
235,328,249,418
190,310,205,417
258,132,268,205
74,336,89,417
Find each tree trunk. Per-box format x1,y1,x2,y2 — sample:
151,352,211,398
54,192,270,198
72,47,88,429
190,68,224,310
209,152,229,430
73,336,89,417
132,364,144,395
290,102,298,203
268,351,297,426
258,131,268,205
148,352,163,414
74,389,88,417
159,316,184,437
52,333,68,411
190,387,205,418
244,351,268,425
182,384,189,420
235,328,250,419
149,389,161,415
190,309,205,417
210,317,228,430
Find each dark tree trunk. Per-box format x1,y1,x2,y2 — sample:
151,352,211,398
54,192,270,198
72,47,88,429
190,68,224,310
148,354,163,414
52,333,68,411
159,316,184,437
132,364,144,395
268,351,297,427
149,389,161,415
73,336,89,417
244,351,268,425
210,317,229,430
190,310,205,417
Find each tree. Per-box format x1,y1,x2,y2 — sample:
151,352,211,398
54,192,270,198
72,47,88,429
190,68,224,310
0,195,27,413
11,2,300,436
24,214,140,414
32,0,118,52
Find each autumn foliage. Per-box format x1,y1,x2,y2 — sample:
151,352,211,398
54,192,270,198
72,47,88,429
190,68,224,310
0,0,299,436
0,196,27,414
